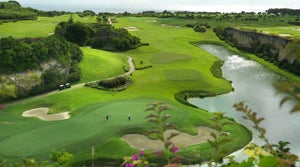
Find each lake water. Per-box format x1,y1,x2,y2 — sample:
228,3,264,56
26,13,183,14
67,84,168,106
188,44,300,158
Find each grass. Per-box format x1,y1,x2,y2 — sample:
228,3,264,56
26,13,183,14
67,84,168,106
79,47,126,83
0,14,96,38
3,14,300,165
151,52,191,64
164,69,203,81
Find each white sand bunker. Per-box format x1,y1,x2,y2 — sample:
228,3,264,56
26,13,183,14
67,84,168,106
122,126,216,150
146,19,157,23
124,26,140,31
278,34,291,37
22,107,70,121
160,24,181,28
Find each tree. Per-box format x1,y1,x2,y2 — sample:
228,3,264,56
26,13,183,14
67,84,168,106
0,75,17,109
194,25,206,33
55,21,94,46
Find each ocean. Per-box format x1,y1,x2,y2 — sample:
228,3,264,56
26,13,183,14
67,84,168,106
21,3,269,13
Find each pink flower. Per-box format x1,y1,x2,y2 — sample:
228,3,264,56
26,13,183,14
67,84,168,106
171,146,179,153
153,150,163,158
132,154,139,161
125,163,133,167
139,149,144,156
0,104,3,110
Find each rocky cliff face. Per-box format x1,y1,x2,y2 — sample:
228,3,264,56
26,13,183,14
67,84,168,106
7,58,69,96
223,27,297,63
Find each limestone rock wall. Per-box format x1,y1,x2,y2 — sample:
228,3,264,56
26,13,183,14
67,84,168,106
223,27,297,63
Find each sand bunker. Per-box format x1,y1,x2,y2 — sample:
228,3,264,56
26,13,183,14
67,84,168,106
160,24,181,28
122,126,216,150
292,28,300,31
278,34,291,37
22,107,70,121
146,20,157,23
124,26,140,31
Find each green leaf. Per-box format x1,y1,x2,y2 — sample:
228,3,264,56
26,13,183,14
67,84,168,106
258,156,278,167
0,83,17,98
167,133,179,140
145,130,161,135
221,121,233,126
291,103,300,113
207,140,217,148
280,96,291,107
210,132,217,139
145,114,158,119
227,158,254,167
162,114,171,122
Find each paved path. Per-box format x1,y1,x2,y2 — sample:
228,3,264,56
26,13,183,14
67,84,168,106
115,56,134,77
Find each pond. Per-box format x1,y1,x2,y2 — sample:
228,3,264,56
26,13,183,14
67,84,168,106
188,44,300,158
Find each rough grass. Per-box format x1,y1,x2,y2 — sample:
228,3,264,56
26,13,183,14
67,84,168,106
79,47,126,83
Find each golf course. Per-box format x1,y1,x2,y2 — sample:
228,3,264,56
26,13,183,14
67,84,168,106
1,11,300,166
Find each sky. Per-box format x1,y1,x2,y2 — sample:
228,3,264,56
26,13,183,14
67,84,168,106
15,0,300,13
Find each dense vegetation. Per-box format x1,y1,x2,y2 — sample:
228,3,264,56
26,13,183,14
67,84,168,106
0,1,37,20
266,8,300,15
55,16,142,51
0,35,83,98
0,0,69,21
0,35,82,74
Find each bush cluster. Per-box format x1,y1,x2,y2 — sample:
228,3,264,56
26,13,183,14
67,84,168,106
0,1,37,20
0,35,83,98
98,76,127,88
86,76,132,91
55,17,141,51
0,35,82,75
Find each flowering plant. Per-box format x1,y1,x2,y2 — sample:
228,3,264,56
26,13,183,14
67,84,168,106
122,149,149,167
123,102,183,167
145,102,183,166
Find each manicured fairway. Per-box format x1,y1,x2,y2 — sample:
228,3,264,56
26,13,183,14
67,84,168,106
0,15,96,38
164,69,203,81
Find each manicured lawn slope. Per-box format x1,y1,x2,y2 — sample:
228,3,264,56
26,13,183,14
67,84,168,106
0,16,252,164
79,47,126,83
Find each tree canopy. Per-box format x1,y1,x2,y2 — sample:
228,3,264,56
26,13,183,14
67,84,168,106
0,1,37,20
0,35,83,75
55,18,141,51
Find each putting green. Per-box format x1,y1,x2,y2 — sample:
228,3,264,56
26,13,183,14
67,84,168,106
0,98,192,158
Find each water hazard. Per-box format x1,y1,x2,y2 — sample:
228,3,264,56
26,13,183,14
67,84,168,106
188,44,300,157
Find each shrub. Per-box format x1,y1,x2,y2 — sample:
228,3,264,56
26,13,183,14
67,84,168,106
50,149,73,165
98,76,127,88
193,25,206,33
213,26,225,40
